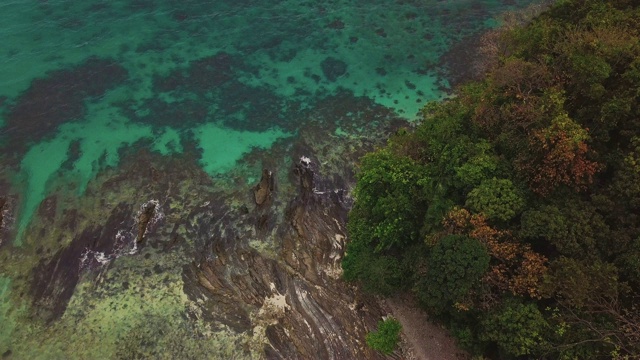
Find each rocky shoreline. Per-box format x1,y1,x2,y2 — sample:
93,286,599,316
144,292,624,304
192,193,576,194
0,95,415,358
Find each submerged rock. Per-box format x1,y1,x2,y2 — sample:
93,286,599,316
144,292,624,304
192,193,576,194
321,57,348,82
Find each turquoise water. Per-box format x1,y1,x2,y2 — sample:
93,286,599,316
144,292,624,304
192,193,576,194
0,0,541,356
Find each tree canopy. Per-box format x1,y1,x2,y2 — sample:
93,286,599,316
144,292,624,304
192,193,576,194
343,0,640,358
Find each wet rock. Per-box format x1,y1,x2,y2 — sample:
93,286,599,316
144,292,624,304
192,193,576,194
320,57,347,82
0,196,6,230
30,203,134,323
283,156,349,283
0,190,17,247
254,169,274,206
136,201,157,244
17,95,405,357
292,157,315,204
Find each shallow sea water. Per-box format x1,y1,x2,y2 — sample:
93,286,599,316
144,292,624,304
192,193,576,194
0,0,540,357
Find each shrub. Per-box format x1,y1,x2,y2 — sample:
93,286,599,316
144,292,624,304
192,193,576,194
366,318,402,355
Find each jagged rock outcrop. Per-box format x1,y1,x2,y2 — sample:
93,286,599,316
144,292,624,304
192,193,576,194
0,196,6,230
254,169,274,206
136,200,157,244
183,156,388,359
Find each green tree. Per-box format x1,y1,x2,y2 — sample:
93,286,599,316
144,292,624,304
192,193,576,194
342,234,406,295
343,147,428,294
351,148,429,252
520,200,609,259
454,140,500,188
465,178,525,222
480,299,549,357
416,235,490,313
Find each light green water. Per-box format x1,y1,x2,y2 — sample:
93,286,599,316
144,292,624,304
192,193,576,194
193,123,291,176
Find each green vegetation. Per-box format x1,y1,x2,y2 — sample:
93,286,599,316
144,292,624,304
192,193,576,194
343,0,640,358
366,318,402,355
416,235,490,315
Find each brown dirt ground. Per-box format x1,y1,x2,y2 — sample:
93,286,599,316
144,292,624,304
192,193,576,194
382,294,469,360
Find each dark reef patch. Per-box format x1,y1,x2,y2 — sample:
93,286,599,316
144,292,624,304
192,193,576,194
3,57,128,152
126,51,303,132
60,140,82,171
186,52,242,89
152,52,243,93
129,98,210,128
303,89,403,133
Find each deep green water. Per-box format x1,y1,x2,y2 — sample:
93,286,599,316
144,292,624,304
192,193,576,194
0,0,541,357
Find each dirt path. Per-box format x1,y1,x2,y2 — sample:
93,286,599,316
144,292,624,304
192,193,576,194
384,294,467,360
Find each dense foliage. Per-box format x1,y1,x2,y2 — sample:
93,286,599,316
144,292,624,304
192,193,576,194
343,0,640,358
366,318,403,355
